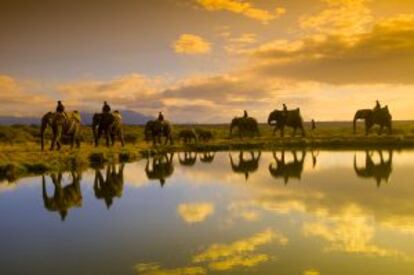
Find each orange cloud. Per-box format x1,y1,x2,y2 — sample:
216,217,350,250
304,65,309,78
250,14,414,84
173,34,211,55
196,0,285,24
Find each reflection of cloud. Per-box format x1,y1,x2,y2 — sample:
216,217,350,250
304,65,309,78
173,34,211,55
208,254,269,271
136,228,285,273
303,205,408,258
303,269,320,275
134,263,206,275
193,228,287,263
381,216,414,235
177,202,214,224
196,0,285,24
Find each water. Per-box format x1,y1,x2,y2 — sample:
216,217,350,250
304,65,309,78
1,150,414,275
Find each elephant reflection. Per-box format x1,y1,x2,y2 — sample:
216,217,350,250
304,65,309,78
200,152,215,163
94,164,124,209
178,151,198,167
229,151,261,181
311,150,319,168
354,150,393,187
42,171,82,221
145,153,174,187
269,150,306,184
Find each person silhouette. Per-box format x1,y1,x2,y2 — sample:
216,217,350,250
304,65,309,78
243,110,248,118
311,119,316,130
158,112,164,122
56,100,65,113
102,101,111,113
374,100,381,111
283,104,288,113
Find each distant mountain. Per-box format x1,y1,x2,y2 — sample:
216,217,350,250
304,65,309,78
0,116,40,125
0,110,154,126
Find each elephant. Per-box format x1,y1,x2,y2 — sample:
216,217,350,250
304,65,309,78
92,111,125,147
200,152,215,163
40,111,81,151
354,150,393,187
94,163,124,209
145,153,174,187
195,128,213,142
353,106,392,135
178,151,197,166
144,120,173,146
267,108,305,137
269,150,306,184
229,151,261,181
229,117,260,138
178,129,197,144
42,170,82,221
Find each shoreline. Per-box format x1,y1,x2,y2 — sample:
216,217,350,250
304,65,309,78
1,135,414,183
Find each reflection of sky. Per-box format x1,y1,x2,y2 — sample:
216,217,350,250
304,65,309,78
1,150,414,274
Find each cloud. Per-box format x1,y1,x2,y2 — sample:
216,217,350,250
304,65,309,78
193,228,287,263
136,228,286,273
177,202,214,223
225,33,258,54
304,269,320,275
250,14,414,84
0,75,53,116
173,34,211,55
302,205,409,258
207,254,269,271
299,0,373,35
134,263,206,275
196,0,285,24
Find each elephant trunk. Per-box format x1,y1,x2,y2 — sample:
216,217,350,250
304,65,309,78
40,114,49,151
353,115,358,134
268,113,276,126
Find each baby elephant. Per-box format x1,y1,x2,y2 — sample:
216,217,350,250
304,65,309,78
195,128,213,143
178,129,197,144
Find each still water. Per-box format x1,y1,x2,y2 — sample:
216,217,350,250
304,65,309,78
1,150,414,275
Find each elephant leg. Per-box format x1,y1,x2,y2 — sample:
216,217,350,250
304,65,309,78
119,130,125,147
76,136,81,148
50,136,56,151
70,134,75,149
105,130,110,147
111,133,116,146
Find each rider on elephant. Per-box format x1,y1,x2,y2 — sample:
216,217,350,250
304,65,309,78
374,100,381,112
243,110,248,118
55,100,68,120
158,112,164,122
283,104,288,113
56,100,65,113
102,101,111,113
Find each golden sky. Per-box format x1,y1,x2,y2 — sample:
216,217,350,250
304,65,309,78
1,0,414,122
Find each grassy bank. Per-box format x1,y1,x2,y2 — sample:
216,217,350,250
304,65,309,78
1,121,414,182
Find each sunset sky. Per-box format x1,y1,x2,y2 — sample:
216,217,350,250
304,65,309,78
1,0,414,122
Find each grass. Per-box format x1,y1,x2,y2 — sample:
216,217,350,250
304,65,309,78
1,121,414,182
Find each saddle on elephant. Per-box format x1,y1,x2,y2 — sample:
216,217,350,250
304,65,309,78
55,111,81,132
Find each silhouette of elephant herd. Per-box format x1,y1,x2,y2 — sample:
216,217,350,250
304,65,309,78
40,101,393,151
35,149,393,221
